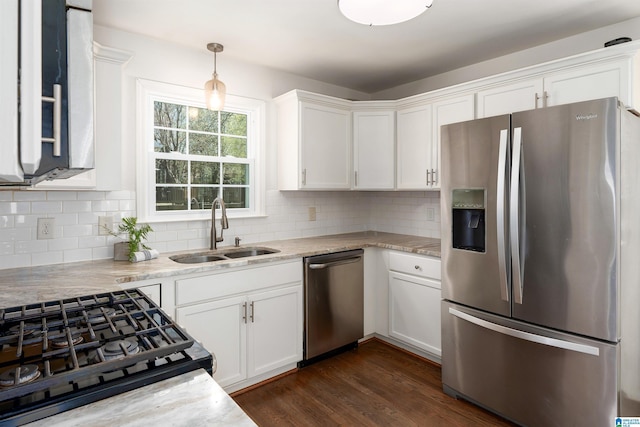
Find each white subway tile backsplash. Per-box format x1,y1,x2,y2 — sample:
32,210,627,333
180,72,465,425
31,251,63,266
14,192,46,201
63,248,93,263
63,201,92,213
15,240,48,254
0,189,440,269
48,237,79,251
0,202,30,215
31,201,63,214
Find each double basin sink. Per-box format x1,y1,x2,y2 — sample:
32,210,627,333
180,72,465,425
169,247,280,264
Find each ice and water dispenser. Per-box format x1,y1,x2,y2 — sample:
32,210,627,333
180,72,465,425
452,189,485,252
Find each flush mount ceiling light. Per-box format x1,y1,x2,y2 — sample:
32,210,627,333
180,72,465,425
204,42,226,111
338,0,434,26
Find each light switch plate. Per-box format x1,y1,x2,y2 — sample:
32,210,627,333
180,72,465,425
308,207,316,221
98,216,114,235
37,218,55,240
426,208,435,221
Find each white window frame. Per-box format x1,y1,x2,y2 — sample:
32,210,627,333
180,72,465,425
136,79,265,223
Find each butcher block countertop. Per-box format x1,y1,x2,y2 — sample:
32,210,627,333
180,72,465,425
0,231,441,307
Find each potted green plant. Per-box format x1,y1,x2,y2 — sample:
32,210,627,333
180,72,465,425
107,217,153,262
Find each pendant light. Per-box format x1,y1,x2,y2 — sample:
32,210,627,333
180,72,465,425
204,43,226,111
338,0,434,26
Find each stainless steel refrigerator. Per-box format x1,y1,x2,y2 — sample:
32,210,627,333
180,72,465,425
440,97,640,426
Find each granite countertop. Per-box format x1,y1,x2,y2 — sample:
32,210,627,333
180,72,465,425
3,231,439,426
26,369,257,427
0,231,440,307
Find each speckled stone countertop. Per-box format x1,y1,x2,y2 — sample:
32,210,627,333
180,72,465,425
0,231,440,307
26,369,257,427
4,231,439,426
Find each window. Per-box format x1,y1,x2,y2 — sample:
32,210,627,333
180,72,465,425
137,79,265,222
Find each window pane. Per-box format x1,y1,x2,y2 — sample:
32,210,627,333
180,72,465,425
156,159,188,184
190,133,219,156
154,129,186,153
221,136,247,158
154,101,186,129
223,163,249,184
191,187,218,210
223,187,249,209
191,161,220,184
156,186,187,211
189,107,218,132
221,112,247,136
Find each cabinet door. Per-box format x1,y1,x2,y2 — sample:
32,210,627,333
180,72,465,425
476,78,543,118
300,102,351,189
544,59,630,107
247,285,303,377
432,94,475,189
396,104,433,189
389,271,441,356
176,296,247,388
137,284,161,307
353,111,395,190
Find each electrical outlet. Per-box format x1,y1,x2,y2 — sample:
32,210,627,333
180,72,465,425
308,207,316,221
426,208,435,221
98,216,114,236
37,218,55,240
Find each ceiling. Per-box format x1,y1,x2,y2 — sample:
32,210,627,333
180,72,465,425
92,0,640,94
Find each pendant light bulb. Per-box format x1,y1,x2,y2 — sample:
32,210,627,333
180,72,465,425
204,43,226,111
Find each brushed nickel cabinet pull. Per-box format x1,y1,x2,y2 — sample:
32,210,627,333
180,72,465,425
41,84,61,156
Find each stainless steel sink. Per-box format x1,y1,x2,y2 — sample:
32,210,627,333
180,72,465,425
169,247,280,264
222,248,279,258
169,253,228,264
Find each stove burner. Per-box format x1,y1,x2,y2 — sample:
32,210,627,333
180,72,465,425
85,307,116,324
101,339,139,360
0,365,41,387
51,332,84,348
6,324,39,338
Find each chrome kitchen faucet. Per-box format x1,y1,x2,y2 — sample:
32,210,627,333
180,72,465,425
210,197,229,249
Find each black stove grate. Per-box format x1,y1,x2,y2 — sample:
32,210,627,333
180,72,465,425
0,289,213,426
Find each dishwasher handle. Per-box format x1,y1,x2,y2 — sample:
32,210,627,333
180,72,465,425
307,257,361,270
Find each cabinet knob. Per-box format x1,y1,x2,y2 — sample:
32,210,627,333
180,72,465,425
415,265,421,270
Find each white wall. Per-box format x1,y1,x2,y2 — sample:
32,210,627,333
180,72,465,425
374,16,640,99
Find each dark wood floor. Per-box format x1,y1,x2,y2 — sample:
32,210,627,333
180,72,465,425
233,339,515,426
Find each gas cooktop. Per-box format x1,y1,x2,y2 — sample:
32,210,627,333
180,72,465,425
0,289,213,426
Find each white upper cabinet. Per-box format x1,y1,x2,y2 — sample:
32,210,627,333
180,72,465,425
543,58,636,107
477,78,543,118
276,90,351,190
352,109,395,190
431,94,475,189
396,101,433,190
477,52,640,118
396,94,475,190
275,42,640,192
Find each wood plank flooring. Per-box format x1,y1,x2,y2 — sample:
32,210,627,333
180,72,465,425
232,339,515,426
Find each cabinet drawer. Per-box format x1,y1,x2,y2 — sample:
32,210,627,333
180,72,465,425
175,260,302,306
389,252,440,280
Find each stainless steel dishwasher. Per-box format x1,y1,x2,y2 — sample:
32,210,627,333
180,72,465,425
301,249,364,365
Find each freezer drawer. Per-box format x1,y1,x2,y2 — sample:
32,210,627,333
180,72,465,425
442,301,618,426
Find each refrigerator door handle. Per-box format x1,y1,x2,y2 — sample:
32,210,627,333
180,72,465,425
510,127,524,304
448,307,600,356
496,129,509,302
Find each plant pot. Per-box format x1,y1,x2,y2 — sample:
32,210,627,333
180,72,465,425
114,242,130,261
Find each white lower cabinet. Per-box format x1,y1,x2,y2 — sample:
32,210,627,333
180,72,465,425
388,252,441,357
177,295,247,387
174,260,303,391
